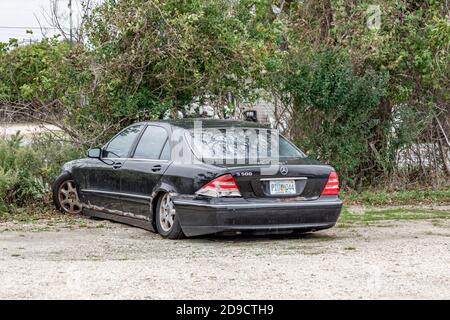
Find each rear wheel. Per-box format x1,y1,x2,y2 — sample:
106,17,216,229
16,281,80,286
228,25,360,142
155,193,184,239
53,172,82,214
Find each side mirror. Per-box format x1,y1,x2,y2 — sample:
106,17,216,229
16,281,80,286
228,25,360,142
87,147,102,159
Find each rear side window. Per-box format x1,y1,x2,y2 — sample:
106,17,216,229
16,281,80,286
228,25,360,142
133,125,169,160
159,140,171,160
103,125,143,158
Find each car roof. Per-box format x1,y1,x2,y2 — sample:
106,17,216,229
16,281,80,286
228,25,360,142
139,118,270,129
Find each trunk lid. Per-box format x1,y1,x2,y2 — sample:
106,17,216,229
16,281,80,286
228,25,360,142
217,158,333,200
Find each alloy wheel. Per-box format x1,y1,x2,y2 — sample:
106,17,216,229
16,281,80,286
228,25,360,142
159,193,176,232
58,180,82,214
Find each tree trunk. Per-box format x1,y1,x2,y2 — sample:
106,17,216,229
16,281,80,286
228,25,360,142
439,140,450,176
320,0,333,42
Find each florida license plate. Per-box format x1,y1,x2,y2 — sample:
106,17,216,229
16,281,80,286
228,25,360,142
269,180,296,195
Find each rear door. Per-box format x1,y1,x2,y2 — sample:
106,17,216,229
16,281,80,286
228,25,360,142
120,125,171,220
79,124,144,212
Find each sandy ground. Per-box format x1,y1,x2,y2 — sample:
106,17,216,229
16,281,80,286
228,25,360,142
0,214,449,300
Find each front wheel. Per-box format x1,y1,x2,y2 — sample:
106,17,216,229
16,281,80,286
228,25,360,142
155,193,184,239
52,172,82,214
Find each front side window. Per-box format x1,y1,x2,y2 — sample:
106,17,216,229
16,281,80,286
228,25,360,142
133,125,169,160
103,125,143,158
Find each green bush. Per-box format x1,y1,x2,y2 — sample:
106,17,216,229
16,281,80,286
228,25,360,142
0,134,81,215
278,49,387,187
0,37,74,103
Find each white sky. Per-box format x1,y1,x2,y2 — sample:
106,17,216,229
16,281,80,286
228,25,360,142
0,0,84,43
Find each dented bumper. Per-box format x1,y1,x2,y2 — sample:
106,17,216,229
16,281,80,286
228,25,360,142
173,196,343,237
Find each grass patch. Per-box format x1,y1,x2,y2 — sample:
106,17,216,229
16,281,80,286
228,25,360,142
0,205,56,223
339,206,450,224
341,188,450,206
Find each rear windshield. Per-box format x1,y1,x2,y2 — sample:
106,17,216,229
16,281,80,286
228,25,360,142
187,128,305,163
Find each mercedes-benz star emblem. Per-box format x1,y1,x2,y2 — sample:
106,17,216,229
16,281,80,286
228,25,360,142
280,166,288,175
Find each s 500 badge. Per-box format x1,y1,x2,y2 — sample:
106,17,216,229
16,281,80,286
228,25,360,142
235,172,253,177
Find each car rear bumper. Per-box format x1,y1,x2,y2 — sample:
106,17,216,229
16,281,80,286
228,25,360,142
173,196,343,237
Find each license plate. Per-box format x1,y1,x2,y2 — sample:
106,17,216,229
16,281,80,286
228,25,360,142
269,180,296,195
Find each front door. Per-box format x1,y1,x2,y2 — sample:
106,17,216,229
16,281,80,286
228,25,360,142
120,125,171,220
78,124,144,213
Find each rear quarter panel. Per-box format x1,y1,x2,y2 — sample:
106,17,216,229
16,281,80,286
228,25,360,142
160,162,224,195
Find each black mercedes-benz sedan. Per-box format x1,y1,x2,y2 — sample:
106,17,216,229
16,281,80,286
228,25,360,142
53,119,342,239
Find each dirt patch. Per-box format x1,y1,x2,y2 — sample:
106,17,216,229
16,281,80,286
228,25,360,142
0,214,449,299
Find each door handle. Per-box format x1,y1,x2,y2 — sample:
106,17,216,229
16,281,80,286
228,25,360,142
151,164,162,172
112,162,122,169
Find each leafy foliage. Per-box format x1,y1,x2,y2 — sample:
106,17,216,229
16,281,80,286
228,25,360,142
278,49,387,185
0,38,76,104
78,0,271,128
0,134,81,214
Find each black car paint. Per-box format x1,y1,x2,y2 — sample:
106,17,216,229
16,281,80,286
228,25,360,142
60,119,343,236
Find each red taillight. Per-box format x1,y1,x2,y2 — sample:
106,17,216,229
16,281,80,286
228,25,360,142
321,171,339,196
196,174,242,198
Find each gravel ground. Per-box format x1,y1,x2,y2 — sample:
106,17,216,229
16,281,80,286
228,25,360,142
0,214,449,299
